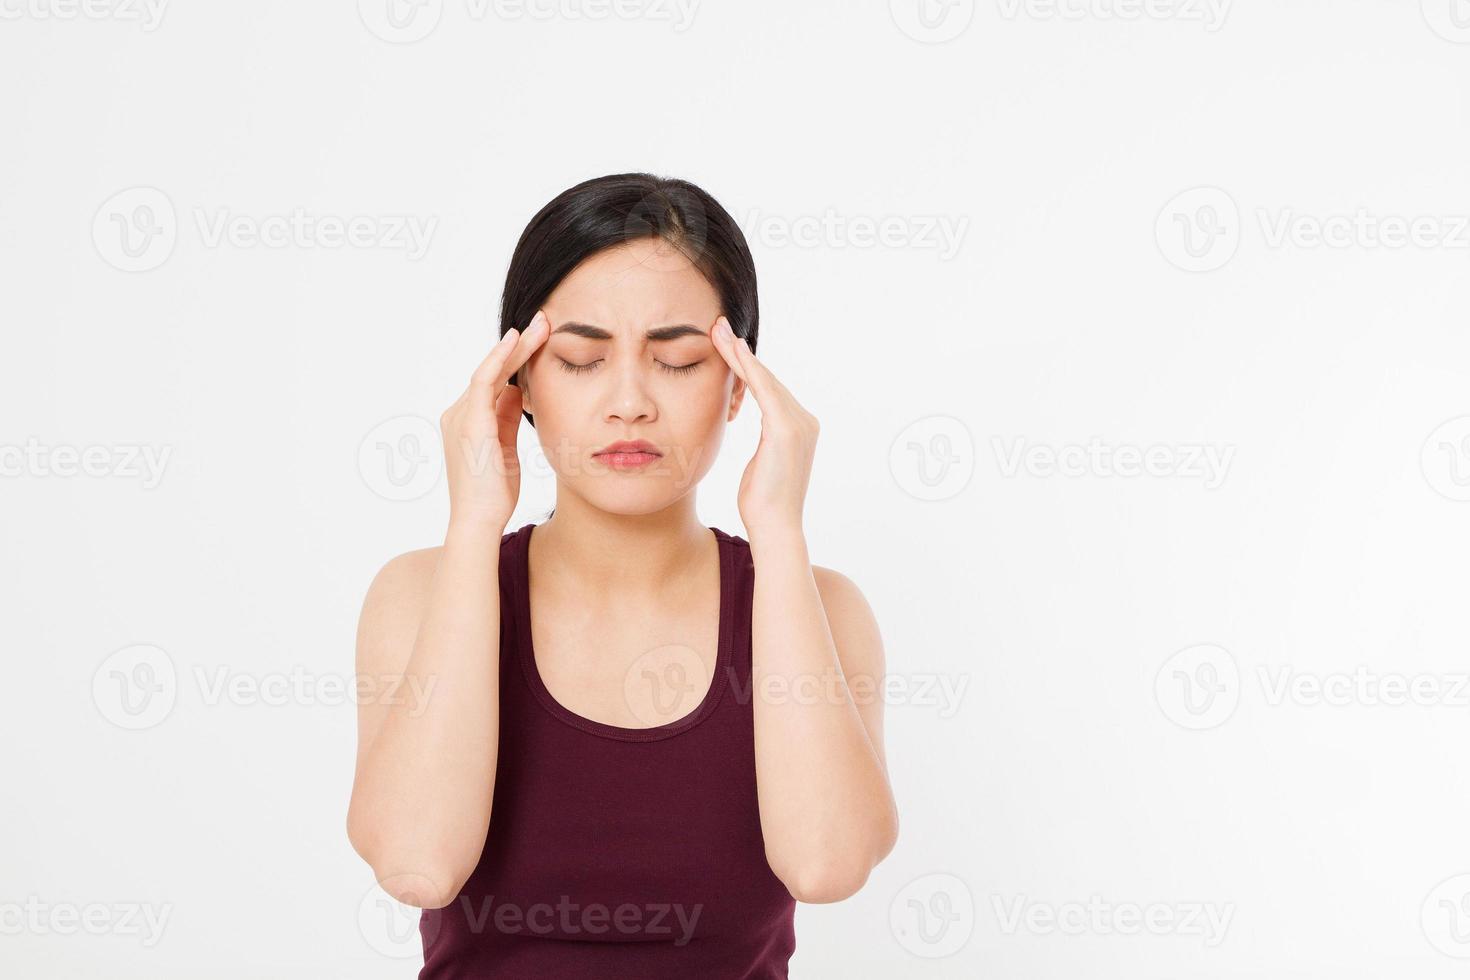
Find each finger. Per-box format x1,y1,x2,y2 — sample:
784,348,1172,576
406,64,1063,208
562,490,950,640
729,332,780,410
466,327,523,414
493,382,524,462
710,315,752,387
490,310,551,393
731,332,812,424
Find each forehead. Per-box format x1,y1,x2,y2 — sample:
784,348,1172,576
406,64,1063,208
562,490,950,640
544,238,720,330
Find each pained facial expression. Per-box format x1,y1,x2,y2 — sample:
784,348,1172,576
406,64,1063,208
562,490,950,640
519,237,747,515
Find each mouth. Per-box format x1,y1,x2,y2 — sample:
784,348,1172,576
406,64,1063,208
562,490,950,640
593,440,663,471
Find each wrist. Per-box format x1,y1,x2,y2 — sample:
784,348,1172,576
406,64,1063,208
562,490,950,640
745,521,807,558
445,514,509,547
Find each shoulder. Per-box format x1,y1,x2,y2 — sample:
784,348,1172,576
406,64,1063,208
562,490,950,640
362,546,442,615
810,564,885,675
355,547,443,669
357,528,522,644
811,564,867,611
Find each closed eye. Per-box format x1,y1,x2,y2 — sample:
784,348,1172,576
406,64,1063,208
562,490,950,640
556,357,602,375
556,357,704,376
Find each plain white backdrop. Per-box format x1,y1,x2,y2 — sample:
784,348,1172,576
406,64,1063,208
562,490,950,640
5,1,1470,977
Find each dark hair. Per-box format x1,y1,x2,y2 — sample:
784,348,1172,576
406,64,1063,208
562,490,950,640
497,172,758,426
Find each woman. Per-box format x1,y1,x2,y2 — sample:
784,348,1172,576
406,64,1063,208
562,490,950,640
346,173,899,978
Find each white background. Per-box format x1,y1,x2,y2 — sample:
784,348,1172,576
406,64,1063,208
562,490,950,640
4,1,1470,977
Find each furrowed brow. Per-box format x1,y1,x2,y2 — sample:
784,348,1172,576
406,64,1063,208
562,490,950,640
645,324,706,342
553,322,708,342
553,322,615,340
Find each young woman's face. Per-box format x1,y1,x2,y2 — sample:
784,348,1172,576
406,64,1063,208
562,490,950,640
520,237,746,516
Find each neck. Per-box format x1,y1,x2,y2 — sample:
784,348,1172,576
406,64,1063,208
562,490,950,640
532,489,713,594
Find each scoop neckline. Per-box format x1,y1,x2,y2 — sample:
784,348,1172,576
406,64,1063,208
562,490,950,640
511,521,734,742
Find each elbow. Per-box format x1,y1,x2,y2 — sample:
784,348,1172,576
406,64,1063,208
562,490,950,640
778,859,875,905
361,851,471,910
346,809,472,910
775,808,900,905
376,868,466,910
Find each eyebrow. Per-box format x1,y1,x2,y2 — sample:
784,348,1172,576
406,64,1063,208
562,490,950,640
552,322,708,342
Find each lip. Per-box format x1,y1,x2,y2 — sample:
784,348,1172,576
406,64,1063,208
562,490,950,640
593,439,663,471
594,439,662,457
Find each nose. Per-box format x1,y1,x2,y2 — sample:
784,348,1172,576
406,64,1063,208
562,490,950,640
604,357,657,425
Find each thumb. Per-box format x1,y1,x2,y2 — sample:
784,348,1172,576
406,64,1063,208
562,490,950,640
494,383,524,469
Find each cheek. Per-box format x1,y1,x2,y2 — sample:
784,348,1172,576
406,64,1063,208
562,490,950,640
668,372,731,436
522,360,582,446
525,357,582,413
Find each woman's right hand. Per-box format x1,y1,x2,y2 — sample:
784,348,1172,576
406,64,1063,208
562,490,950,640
439,311,550,533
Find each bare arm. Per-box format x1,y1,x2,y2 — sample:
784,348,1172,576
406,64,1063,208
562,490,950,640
346,531,504,909
706,314,898,904
750,532,899,904
345,312,548,908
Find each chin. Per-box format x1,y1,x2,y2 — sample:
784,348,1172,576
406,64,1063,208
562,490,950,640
566,478,692,517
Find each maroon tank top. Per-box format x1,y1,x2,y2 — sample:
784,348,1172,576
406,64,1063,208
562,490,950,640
418,521,797,978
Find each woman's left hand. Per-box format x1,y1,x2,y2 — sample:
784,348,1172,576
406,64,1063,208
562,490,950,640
710,316,819,540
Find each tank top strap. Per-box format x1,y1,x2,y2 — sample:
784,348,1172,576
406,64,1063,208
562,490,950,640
711,527,755,706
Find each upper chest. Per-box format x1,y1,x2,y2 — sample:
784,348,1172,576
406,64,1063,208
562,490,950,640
526,568,722,730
